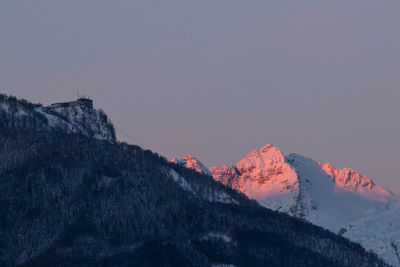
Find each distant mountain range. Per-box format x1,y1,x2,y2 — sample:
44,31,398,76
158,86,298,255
0,94,388,266
173,144,400,265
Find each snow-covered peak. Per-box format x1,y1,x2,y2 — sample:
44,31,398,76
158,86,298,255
208,144,394,227
171,155,212,176
318,162,393,201
210,144,299,212
236,144,287,173
233,144,298,198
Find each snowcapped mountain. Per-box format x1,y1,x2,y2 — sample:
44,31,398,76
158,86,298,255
0,94,115,142
210,144,299,215
172,144,398,265
174,144,393,231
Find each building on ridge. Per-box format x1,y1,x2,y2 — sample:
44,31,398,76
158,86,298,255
47,97,93,109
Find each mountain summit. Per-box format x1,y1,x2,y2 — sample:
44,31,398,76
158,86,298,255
210,144,298,208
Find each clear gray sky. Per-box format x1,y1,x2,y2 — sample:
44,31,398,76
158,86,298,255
1,0,399,192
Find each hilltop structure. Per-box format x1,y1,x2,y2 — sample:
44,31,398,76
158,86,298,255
47,97,93,109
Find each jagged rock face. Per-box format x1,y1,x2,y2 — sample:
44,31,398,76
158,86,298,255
210,145,299,214
43,105,116,142
0,94,116,143
208,164,241,190
318,162,392,201
319,163,375,188
234,144,298,199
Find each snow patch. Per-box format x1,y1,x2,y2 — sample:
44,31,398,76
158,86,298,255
0,102,8,111
167,169,194,193
343,200,400,266
171,156,239,205
201,232,232,243
207,190,239,205
166,168,239,205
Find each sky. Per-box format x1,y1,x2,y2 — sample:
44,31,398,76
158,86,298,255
1,0,400,192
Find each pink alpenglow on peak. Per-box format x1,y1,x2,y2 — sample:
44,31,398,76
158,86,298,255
171,155,212,176
210,144,299,213
213,144,298,201
207,143,395,229
318,162,393,201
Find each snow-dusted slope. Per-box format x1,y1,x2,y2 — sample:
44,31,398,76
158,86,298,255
169,157,239,205
0,95,115,143
285,153,391,230
343,199,400,266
